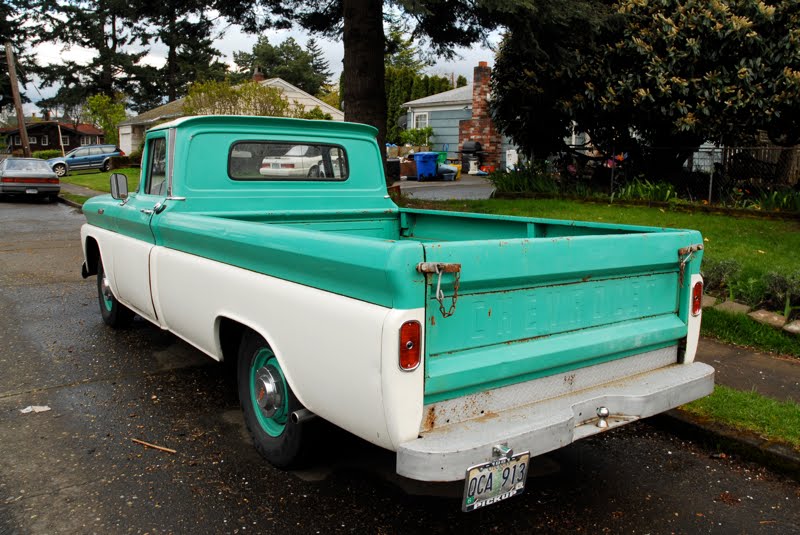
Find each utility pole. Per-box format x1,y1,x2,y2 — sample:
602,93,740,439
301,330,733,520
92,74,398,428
5,42,31,157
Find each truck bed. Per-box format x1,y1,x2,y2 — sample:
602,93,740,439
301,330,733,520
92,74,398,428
163,207,702,405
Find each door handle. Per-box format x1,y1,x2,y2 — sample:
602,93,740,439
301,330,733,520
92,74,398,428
141,202,166,215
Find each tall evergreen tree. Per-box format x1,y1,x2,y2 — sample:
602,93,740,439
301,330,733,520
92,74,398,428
1,0,57,112
139,0,228,103
306,38,332,93
36,0,148,111
234,36,327,95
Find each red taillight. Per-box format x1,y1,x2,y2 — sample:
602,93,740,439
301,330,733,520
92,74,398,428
1,177,55,183
119,150,126,156
280,163,295,169
399,321,421,371
691,281,703,316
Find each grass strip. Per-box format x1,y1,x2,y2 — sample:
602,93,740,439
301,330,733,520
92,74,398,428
60,192,90,206
701,308,800,358
61,167,140,193
681,385,800,450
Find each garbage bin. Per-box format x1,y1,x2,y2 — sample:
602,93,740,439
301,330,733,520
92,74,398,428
413,152,439,181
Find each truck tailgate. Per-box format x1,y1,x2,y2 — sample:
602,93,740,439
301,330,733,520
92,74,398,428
421,231,701,403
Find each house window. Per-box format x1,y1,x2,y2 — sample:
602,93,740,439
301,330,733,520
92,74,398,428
29,136,37,144
61,135,69,146
95,136,101,144
81,136,91,145
14,135,21,145
414,112,428,129
41,135,49,146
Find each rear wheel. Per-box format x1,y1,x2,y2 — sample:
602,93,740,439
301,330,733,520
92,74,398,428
53,164,67,177
101,160,111,172
96,257,133,328
237,331,312,468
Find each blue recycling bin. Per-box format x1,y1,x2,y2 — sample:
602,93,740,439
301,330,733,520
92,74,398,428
413,152,438,181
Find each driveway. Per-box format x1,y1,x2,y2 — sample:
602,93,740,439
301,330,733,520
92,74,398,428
395,174,495,200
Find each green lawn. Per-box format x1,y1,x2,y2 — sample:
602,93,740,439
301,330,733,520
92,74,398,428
61,167,140,193
681,385,800,450
400,198,800,282
701,308,800,357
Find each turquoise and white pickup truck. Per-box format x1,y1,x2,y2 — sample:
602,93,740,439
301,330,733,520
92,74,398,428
80,116,712,511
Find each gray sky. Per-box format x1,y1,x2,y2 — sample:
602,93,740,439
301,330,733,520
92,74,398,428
23,23,499,115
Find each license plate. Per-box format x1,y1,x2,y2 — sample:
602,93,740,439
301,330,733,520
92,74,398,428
25,188,37,194
462,451,529,512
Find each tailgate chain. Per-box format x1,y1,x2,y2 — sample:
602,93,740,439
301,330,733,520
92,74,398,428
678,244,704,286
417,262,461,318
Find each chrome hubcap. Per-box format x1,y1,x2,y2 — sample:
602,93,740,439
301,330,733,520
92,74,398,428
255,366,284,418
101,276,113,301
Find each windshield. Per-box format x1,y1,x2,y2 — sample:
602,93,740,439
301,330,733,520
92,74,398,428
5,159,54,172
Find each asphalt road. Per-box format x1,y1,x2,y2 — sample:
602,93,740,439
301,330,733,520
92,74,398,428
0,199,798,534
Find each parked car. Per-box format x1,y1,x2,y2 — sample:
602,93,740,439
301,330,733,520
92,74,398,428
259,144,345,178
0,157,60,201
47,145,124,177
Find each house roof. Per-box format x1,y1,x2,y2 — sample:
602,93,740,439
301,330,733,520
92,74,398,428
119,78,344,127
402,84,474,108
0,121,104,136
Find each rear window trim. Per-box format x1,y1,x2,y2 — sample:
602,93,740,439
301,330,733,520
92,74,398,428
227,139,350,182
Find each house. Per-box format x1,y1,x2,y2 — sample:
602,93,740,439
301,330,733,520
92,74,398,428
2,118,104,154
403,61,518,170
118,77,344,155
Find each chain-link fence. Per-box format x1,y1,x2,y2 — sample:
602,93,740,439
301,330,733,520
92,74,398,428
552,145,800,207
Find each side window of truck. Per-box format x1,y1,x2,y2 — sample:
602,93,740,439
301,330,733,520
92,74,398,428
228,141,349,181
145,137,167,195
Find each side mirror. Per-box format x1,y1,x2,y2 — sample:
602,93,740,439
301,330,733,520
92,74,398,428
110,173,128,200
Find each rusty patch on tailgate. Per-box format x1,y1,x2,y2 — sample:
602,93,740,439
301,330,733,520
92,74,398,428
421,406,437,432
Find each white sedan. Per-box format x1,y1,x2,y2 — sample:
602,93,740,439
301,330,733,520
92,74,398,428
259,145,325,178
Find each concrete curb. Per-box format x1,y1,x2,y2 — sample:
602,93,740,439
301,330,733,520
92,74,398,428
57,194,83,211
651,410,800,481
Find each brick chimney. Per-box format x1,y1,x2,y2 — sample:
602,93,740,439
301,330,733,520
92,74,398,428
43,109,51,121
458,61,503,169
252,65,265,83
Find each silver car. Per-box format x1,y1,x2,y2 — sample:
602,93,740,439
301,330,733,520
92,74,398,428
0,158,61,202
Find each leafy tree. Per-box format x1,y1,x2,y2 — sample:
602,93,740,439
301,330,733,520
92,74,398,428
317,84,341,110
493,0,800,173
234,37,328,95
183,79,292,116
85,93,126,144
456,75,468,88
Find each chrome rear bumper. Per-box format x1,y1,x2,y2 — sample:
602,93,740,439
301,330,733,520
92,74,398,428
397,359,714,481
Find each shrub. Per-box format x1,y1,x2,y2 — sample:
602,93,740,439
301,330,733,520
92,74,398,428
702,258,741,297
127,148,142,166
614,178,677,202
399,127,434,147
489,160,560,194
32,149,62,160
110,156,132,169
763,271,800,318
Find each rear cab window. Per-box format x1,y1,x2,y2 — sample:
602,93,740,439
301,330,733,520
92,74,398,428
228,142,348,181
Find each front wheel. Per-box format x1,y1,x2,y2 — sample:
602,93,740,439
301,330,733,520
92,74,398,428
53,164,67,177
237,331,312,468
96,257,133,328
